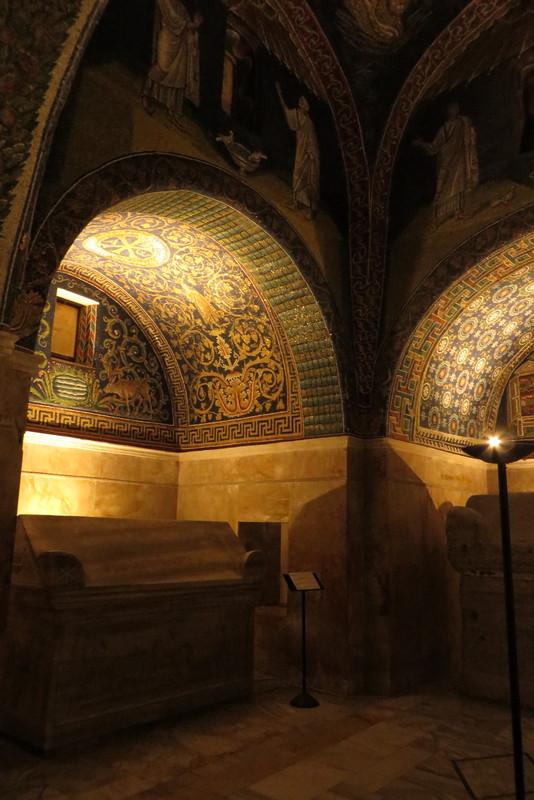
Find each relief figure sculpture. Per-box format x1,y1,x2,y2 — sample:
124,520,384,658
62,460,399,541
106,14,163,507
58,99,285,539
276,83,320,221
414,100,479,228
142,0,203,129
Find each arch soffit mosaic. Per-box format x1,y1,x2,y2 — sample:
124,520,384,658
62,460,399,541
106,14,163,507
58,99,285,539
25,162,346,449
388,234,534,452
62,189,344,439
24,154,351,395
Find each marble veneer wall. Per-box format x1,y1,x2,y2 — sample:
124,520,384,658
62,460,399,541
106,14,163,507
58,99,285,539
176,436,365,697
18,433,179,519
362,439,489,696
17,431,523,700
487,457,534,493
174,436,491,697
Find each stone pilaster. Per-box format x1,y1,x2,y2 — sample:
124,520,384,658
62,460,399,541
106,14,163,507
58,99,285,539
0,331,39,632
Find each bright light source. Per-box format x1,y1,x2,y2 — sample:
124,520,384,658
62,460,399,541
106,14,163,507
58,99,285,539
488,436,501,448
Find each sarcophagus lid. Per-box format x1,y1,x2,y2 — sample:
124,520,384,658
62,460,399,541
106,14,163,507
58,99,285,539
12,515,263,592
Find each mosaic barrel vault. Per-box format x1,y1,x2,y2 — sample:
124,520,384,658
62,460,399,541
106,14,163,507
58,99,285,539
388,236,534,452
27,190,344,450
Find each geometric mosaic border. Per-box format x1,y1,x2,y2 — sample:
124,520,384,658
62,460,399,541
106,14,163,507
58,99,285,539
26,403,304,451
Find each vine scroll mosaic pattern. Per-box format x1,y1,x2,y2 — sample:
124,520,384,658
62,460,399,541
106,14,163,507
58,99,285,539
28,191,344,449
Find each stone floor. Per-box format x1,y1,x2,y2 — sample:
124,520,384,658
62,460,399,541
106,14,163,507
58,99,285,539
2,678,534,800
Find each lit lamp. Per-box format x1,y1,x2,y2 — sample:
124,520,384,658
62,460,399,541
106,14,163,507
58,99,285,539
462,437,534,800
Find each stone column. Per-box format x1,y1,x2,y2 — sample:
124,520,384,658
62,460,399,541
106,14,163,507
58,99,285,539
0,331,39,633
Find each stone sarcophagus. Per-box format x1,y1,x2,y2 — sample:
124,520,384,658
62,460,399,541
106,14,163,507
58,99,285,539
0,515,262,750
446,493,534,706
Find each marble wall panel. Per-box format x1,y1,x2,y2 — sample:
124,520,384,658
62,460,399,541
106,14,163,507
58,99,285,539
19,434,178,520
16,431,517,702
176,436,359,695
487,459,534,494
22,434,178,484
236,483,292,524
0,337,42,631
177,484,241,525
362,439,489,696
177,437,349,486
93,483,177,520
17,474,97,517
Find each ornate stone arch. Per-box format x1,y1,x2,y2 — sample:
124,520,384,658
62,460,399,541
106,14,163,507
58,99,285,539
21,153,348,447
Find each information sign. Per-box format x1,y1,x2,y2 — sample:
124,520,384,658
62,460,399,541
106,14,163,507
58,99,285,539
283,572,323,592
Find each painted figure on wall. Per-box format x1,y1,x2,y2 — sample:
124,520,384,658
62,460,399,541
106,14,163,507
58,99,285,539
414,100,478,228
142,0,203,128
276,84,320,220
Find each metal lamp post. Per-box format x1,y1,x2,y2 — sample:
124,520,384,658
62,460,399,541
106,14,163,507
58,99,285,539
462,438,534,800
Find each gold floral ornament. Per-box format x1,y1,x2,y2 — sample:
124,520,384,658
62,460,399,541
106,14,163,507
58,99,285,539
79,220,289,425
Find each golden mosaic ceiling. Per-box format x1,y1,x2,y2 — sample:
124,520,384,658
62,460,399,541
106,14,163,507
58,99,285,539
73,212,295,429
38,190,343,449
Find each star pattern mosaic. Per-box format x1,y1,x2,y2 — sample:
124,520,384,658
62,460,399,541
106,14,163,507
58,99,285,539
419,266,534,439
389,237,534,451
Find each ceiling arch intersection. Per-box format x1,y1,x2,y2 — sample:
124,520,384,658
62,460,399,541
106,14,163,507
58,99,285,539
366,0,516,408
4,0,369,411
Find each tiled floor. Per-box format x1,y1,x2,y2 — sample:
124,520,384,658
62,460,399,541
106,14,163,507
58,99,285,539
2,678,534,799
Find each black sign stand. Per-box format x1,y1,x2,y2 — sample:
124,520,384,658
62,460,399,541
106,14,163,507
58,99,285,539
283,572,323,708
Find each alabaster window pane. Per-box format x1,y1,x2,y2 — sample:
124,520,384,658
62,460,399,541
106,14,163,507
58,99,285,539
51,300,80,360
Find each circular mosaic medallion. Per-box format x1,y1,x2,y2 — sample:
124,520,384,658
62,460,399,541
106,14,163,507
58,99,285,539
458,318,478,340
496,340,512,357
442,390,452,409
504,320,519,336
486,310,501,325
456,370,469,393
509,299,531,316
478,330,495,349
468,296,484,311
492,285,517,303
456,347,470,365
474,357,486,374
460,397,471,416
83,230,170,267
475,379,486,398
429,407,440,429
435,363,449,385
436,336,450,354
